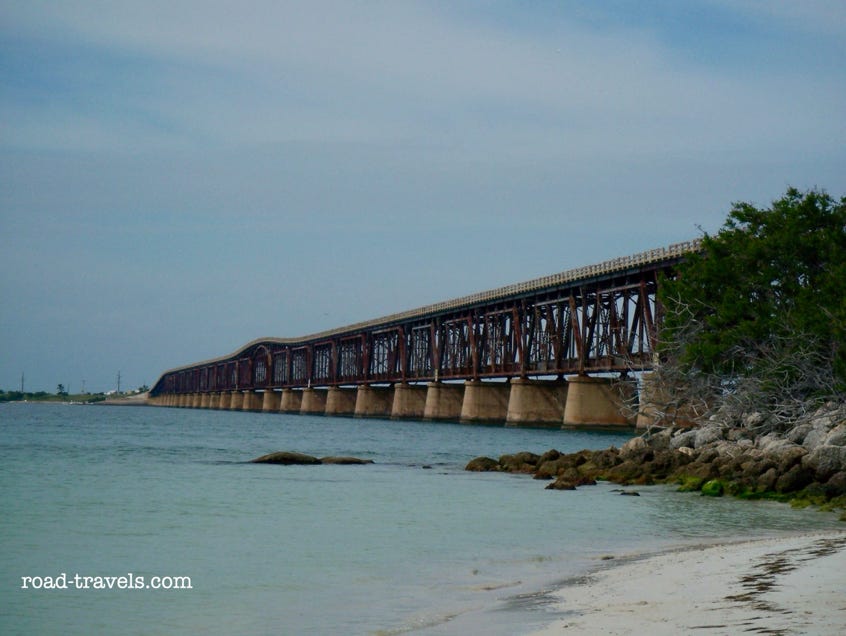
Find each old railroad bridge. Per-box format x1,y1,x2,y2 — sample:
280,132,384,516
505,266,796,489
149,240,700,427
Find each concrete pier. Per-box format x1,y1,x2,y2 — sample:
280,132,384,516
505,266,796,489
262,390,281,412
218,391,232,409
355,385,394,418
460,380,510,423
506,378,568,426
279,388,302,413
229,390,243,411
209,392,220,409
391,383,428,419
200,393,210,409
241,391,262,411
423,382,465,420
562,375,635,427
300,388,328,414
325,387,357,416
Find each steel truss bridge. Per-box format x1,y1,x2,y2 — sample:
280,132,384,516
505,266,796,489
150,240,700,398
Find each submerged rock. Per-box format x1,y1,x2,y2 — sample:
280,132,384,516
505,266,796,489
251,451,321,465
319,456,374,465
465,456,500,472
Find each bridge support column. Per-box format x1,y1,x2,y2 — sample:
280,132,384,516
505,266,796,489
460,380,510,423
423,382,465,421
199,393,210,409
228,390,243,411
209,392,220,409
300,388,328,414
506,378,568,426
262,390,281,412
355,385,394,418
391,383,427,419
325,387,357,416
243,391,262,411
563,375,635,427
279,389,302,413
218,391,231,409
194,393,204,408
180,394,190,408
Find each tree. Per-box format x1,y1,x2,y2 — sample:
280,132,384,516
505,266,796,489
655,187,846,429
56,384,67,396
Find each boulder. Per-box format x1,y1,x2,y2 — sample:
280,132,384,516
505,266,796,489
465,456,500,472
823,471,846,497
620,436,648,458
775,464,815,493
670,430,697,450
694,425,724,448
802,445,846,482
545,477,576,490
824,424,846,447
250,451,321,465
499,451,541,473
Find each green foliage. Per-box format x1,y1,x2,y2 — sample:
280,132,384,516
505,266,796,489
661,187,846,395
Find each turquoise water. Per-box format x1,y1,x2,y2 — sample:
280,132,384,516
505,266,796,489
1,403,842,635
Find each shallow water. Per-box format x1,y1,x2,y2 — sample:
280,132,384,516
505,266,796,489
1,403,841,635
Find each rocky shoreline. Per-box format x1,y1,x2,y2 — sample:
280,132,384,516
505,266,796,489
467,404,846,518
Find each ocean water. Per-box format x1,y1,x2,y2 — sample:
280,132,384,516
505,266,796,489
1,402,842,635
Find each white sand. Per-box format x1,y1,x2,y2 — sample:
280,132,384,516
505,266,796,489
530,531,846,635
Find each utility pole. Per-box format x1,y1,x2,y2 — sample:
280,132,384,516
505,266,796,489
117,371,121,394
20,372,24,393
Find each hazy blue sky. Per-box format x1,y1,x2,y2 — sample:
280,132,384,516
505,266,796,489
2,1,844,393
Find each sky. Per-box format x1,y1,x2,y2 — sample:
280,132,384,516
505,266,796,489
1,1,844,394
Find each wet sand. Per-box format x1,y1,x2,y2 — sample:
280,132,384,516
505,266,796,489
529,531,846,635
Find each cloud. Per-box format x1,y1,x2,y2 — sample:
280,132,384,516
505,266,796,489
4,1,842,158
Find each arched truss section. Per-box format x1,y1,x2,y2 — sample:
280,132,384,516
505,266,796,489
151,241,697,395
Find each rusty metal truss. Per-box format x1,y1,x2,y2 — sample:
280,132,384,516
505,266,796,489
152,240,700,396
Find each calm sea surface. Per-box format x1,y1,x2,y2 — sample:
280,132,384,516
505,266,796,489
1,403,842,635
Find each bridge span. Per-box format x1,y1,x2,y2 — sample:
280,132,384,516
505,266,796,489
149,240,701,427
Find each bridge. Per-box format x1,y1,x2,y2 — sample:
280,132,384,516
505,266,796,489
148,240,701,427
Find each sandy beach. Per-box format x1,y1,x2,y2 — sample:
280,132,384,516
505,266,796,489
530,531,846,635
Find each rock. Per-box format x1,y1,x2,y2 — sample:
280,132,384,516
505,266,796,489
619,490,640,496
499,451,541,473
670,430,697,450
802,419,833,451
786,422,813,445
756,467,779,491
250,451,321,465
644,428,674,451
773,446,808,473
319,456,374,465
694,425,724,448
824,424,846,447
677,446,695,457
775,464,814,493
538,449,561,464
823,471,846,497
620,436,648,459
701,479,724,497
545,477,576,490
802,445,846,482
742,412,766,428
465,456,500,472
